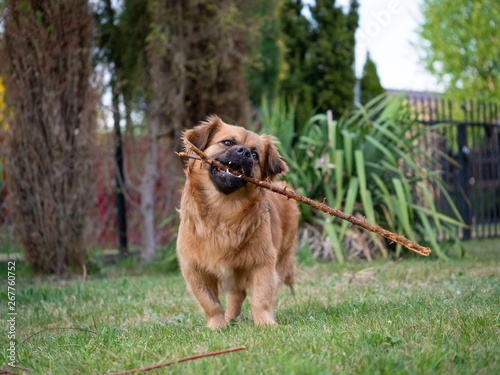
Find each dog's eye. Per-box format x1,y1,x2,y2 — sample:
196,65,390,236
252,151,259,161
222,140,234,147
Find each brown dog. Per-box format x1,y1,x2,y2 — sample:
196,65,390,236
176,116,299,329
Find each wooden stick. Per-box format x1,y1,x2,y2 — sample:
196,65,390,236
179,140,431,257
22,327,96,344
108,346,246,374
22,312,97,344
3,363,30,373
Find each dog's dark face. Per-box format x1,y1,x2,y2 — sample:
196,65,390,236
208,141,255,194
184,116,287,195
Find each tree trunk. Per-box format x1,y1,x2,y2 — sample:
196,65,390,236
140,114,159,263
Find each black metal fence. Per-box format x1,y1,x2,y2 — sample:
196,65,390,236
408,96,500,239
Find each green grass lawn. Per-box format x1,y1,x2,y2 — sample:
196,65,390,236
1,239,499,374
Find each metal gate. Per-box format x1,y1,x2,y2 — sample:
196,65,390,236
408,96,500,239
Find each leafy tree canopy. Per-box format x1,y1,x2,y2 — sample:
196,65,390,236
419,0,500,102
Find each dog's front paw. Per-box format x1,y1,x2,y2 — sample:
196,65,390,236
207,315,227,330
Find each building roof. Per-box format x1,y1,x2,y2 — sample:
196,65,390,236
385,89,440,101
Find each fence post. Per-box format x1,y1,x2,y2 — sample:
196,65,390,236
458,104,471,239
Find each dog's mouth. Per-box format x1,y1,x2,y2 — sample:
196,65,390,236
211,160,247,175
209,159,253,195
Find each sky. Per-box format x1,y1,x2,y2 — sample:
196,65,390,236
304,0,444,93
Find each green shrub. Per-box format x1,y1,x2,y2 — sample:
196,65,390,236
260,95,464,261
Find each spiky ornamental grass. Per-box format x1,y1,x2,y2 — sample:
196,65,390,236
260,95,465,262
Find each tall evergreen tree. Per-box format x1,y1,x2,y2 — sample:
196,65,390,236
309,0,359,118
278,0,359,121
278,0,311,96
277,0,314,127
182,0,250,127
360,52,384,105
244,0,282,105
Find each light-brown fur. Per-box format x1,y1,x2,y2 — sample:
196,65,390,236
176,116,299,329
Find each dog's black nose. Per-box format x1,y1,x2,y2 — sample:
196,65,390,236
236,146,251,159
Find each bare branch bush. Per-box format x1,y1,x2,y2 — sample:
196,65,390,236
0,0,97,275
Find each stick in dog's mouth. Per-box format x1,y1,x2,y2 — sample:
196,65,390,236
178,140,432,257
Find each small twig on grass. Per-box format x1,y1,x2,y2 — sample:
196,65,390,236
108,346,246,374
22,327,96,344
69,312,97,332
22,313,97,344
179,139,431,257
3,363,31,373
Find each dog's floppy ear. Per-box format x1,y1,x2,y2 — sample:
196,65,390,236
183,115,223,151
261,134,288,180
